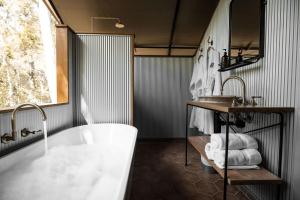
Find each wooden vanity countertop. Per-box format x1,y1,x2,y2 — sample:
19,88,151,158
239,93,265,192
187,101,295,113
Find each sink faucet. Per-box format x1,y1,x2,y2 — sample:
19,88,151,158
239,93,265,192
220,75,247,105
1,103,47,144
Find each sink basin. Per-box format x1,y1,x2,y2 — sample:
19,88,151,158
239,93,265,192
198,95,237,105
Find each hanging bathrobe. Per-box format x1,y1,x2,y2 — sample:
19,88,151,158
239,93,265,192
189,0,230,134
202,47,222,134
189,54,206,132
206,48,221,96
190,58,204,100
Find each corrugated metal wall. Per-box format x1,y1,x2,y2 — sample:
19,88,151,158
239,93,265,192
292,26,300,199
134,57,193,138
193,0,300,199
0,30,75,156
74,34,133,125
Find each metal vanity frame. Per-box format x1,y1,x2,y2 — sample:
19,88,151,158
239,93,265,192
184,101,294,200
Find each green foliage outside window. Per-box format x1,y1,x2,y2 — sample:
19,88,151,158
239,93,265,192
0,0,57,108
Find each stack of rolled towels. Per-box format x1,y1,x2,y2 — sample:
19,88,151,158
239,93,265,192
205,133,262,169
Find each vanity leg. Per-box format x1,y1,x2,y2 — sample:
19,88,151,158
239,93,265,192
276,113,284,200
214,112,222,133
185,104,189,166
223,113,230,200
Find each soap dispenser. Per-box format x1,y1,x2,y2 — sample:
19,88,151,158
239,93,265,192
221,49,229,68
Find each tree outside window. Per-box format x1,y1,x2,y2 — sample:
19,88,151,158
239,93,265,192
0,0,57,109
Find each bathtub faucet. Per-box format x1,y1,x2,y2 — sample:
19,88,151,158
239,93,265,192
1,103,47,144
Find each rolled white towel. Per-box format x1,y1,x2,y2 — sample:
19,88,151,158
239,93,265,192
210,133,244,150
211,133,258,150
242,149,262,165
205,143,215,160
236,134,258,149
213,150,246,167
213,149,262,169
205,142,225,160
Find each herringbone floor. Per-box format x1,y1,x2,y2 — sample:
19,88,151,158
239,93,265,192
130,140,251,200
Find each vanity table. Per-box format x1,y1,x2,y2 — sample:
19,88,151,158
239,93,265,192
185,101,294,200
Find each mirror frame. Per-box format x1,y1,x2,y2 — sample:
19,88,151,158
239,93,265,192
226,0,266,70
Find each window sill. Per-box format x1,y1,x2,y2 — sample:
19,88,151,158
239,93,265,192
0,102,69,114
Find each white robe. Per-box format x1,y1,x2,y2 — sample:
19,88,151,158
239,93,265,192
189,0,231,134
203,48,221,134
189,56,206,132
189,47,221,134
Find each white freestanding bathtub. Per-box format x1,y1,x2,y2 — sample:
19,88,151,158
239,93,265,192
0,123,138,200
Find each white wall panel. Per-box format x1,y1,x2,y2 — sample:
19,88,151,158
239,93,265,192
74,34,133,125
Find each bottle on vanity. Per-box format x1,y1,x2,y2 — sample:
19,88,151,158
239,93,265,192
235,48,243,63
221,49,229,68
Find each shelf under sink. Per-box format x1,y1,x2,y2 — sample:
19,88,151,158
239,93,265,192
188,136,282,185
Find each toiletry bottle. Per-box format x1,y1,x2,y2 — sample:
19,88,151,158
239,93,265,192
236,48,243,63
221,49,229,68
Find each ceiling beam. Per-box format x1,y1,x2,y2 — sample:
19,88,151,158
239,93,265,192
168,0,181,56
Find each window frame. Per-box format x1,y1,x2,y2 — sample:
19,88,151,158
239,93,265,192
56,25,70,104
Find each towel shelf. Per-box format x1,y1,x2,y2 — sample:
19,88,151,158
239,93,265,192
188,136,282,185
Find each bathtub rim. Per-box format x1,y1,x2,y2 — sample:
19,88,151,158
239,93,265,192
0,123,138,159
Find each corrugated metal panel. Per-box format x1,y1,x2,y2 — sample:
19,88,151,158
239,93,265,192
74,34,133,125
193,0,299,199
134,57,193,138
291,0,300,196
0,30,75,154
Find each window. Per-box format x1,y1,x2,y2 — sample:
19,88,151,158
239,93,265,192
0,0,68,110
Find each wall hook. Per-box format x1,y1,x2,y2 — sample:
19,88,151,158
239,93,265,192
207,36,213,46
197,48,204,62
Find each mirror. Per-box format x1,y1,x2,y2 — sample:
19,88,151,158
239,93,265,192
226,0,265,69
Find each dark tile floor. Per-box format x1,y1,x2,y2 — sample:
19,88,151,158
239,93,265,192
130,141,251,200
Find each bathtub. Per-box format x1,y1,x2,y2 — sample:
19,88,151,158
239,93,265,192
0,123,138,200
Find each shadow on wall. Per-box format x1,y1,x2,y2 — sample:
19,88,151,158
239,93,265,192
73,95,90,126
134,100,169,139
133,57,193,139
80,95,92,125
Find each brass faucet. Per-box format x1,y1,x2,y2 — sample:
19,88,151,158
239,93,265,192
1,103,47,144
220,75,247,105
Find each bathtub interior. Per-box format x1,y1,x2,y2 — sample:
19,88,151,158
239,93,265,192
0,123,138,200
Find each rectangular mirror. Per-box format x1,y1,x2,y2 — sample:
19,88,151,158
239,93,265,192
223,0,265,71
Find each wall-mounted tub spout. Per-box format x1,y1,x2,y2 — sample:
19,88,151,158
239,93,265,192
1,103,47,144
